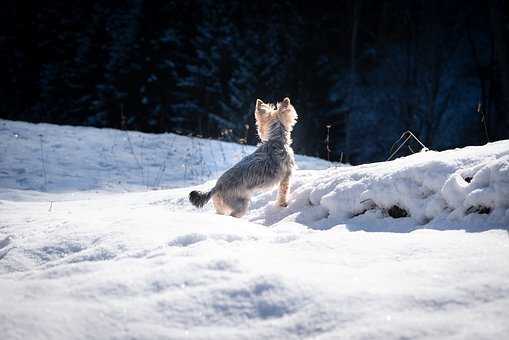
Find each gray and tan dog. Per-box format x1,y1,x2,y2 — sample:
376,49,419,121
189,97,298,217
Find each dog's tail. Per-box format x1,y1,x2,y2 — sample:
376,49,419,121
189,188,214,208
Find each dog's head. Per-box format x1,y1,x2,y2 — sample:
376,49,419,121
255,97,298,142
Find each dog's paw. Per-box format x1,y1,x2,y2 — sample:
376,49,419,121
278,202,288,208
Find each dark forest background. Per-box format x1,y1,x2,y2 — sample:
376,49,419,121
2,0,509,164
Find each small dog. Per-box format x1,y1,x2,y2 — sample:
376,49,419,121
189,97,298,217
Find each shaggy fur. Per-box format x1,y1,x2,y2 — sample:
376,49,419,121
189,97,298,217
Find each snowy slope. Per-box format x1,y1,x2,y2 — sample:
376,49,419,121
0,119,328,195
1,119,508,340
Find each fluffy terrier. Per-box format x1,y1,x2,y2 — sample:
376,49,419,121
189,97,298,217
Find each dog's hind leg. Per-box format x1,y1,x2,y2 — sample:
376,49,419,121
229,197,249,218
277,173,291,207
212,194,230,215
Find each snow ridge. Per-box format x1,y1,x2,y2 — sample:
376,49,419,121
247,141,509,232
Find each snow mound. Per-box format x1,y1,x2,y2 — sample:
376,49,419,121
247,141,509,232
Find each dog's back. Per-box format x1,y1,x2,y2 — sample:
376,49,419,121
215,138,294,194
189,97,297,217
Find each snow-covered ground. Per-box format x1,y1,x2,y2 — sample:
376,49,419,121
1,119,508,340
0,120,328,195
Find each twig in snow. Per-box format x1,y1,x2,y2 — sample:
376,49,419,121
39,134,48,191
240,124,249,157
387,131,428,161
207,139,219,174
325,124,332,162
152,134,177,188
124,130,146,188
478,102,490,143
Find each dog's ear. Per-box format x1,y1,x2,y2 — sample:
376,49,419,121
281,97,291,108
277,97,297,129
255,99,267,114
255,99,272,141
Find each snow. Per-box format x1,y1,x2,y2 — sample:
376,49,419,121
246,142,509,232
0,120,327,195
1,119,508,340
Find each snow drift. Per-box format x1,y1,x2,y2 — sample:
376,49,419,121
247,140,509,232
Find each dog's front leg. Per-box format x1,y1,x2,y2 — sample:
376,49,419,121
277,173,291,207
